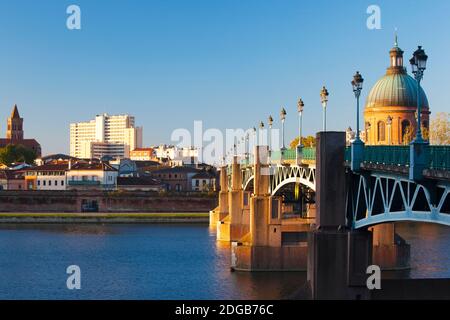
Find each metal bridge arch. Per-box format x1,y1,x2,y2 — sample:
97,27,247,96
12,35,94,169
347,172,450,229
239,164,316,195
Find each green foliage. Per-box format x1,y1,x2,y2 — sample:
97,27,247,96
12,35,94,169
289,135,316,149
0,144,37,166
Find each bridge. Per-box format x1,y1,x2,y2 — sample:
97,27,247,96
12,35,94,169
210,131,450,298
223,144,450,228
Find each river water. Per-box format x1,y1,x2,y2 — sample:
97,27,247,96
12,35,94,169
0,222,448,299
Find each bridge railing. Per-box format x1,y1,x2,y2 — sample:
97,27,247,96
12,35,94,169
236,145,449,170
362,146,411,166
348,145,450,170
429,146,450,170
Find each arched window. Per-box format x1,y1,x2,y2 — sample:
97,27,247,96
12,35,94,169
377,121,385,142
401,120,411,144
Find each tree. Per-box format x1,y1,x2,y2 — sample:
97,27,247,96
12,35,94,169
289,135,316,149
429,112,450,145
0,144,37,166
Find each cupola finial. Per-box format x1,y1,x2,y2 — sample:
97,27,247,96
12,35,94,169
394,27,398,47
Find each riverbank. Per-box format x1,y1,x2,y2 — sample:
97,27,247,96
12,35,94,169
0,190,217,213
0,212,209,224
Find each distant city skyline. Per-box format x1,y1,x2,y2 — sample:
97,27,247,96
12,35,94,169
0,0,449,155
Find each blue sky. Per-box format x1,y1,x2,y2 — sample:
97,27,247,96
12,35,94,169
0,0,449,154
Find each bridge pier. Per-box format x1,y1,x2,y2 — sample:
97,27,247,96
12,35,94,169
307,132,372,299
371,224,410,270
232,146,307,271
209,166,229,228
216,156,250,241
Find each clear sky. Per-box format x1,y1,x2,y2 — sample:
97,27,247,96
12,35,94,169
0,0,449,155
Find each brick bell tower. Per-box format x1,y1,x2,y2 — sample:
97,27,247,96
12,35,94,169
6,104,24,141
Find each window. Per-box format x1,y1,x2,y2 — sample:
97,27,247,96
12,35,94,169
401,120,411,144
55,180,58,186
195,180,199,187
62,181,64,186
43,180,46,186
49,180,52,186
377,121,385,142
37,180,40,186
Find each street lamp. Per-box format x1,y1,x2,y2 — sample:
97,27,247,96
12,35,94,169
268,115,273,152
297,98,304,147
409,46,428,142
350,74,364,172
259,121,265,146
296,98,305,165
351,72,364,142
320,86,329,132
280,107,287,150
386,115,393,145
409,46,429,181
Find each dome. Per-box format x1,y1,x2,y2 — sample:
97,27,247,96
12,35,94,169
365,72,429,109
365,41,429,110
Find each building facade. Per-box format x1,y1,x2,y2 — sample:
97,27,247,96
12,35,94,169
364,40,430,146
150,166,201,191
0,170,26,190
25,163,68,191
191,172,216,192
130,148,155,161
70,113,143,159
66,162,118,190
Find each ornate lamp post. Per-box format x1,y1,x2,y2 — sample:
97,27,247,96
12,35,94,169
268,115,273,152
350,73,364,171
409,46,429,180
351,72,364,143
280,107,287,150
297,99,304,147
386,115,393,145
245,131,249,162
410,46,428,143
320,86,329,132
259,121,265,147
296,98,304,164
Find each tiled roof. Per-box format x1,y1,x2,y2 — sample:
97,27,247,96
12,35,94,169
70,162,118,171
151,166,201,174
192,172,215,179
0,139,41,149
0,170,25,180
27,164,69,171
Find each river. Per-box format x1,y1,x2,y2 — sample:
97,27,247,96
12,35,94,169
0,222,448,299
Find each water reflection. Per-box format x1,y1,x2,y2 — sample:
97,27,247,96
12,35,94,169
0,222,448,299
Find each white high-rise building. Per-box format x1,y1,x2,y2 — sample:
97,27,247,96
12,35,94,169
70,114,143,159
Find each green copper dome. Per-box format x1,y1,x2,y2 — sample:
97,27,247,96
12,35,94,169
365,42,429,109
365,72,429,109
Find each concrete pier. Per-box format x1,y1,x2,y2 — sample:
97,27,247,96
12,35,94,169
209,166,229,227
216,156,250,241
232,146,308,271
307,132,373,299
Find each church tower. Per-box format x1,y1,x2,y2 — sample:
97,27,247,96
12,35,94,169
6,104,24,141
